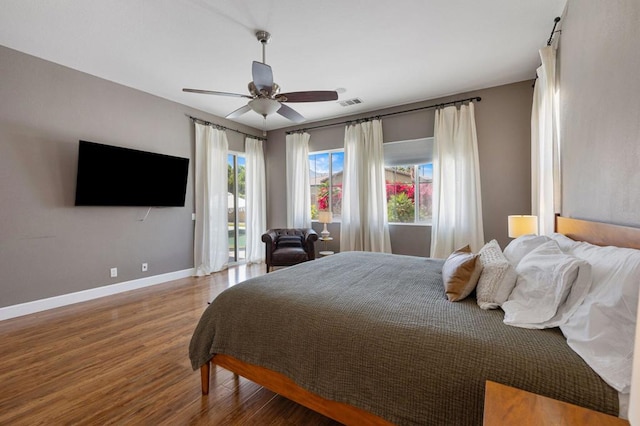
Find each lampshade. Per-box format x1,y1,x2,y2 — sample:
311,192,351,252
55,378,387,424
507,215,538,238
318,211,333,224
248,98,281,116
630,289,640,425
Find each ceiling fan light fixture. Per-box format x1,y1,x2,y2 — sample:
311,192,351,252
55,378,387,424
249,98,281,116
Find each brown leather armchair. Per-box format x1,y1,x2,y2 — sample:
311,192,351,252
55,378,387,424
261,228,318,272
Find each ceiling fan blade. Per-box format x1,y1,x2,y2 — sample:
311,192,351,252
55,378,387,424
183,88,252,99
226,104,252,119
279,90,339,103
252,61,274,93
277,104,305,123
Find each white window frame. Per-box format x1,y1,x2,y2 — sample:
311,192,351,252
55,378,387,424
228,151,246,263
309,148,344,222
385,164,433,227
308,139,433,226
384,138,433,226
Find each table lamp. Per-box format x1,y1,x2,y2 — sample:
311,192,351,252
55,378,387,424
507,215,538,238
318,211,333,238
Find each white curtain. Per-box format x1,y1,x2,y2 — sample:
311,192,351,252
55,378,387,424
194,123,229,275
531,45,561,235
340,119,392,253
245,137,266,264
285,132,311,228
430,103,484,258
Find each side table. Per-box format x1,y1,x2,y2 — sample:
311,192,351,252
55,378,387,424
483,380,628,426
318,236,334,256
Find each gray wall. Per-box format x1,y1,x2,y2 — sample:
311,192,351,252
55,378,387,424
266,81,534,257
0,45,262,308
558,0,640,226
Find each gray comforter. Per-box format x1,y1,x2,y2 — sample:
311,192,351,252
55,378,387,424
189,252,618,425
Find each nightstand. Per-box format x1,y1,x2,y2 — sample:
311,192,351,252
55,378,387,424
483,381,628,426
318,236,334,256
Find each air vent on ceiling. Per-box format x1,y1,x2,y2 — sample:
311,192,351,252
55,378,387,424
339,98,363,107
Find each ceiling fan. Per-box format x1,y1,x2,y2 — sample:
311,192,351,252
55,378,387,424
183,31,338,124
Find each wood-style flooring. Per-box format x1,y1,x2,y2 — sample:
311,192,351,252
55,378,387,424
0,264,341,425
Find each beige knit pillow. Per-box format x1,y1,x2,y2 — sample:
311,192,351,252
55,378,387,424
442,245,483,302
476,239,518,310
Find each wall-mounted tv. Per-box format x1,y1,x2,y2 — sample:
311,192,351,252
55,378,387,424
75,140,189,207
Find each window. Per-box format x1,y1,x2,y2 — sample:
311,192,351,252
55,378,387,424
384,138,433,225
309,150,343,220
385,164,432,224
228,153,246,262
308,137,432,225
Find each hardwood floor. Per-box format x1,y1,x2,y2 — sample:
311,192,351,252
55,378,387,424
0,264,341,425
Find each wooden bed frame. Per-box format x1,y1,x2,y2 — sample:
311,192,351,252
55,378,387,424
556,216,640,250
202,354,393,425
199,216,640,425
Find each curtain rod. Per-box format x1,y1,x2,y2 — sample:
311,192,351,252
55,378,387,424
285,96,481,135
547,17,561,46
186,114,266,141
532,16,563,88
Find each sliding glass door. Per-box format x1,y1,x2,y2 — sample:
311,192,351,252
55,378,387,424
228,153,246,263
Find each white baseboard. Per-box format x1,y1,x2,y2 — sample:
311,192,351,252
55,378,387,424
0,268,195,322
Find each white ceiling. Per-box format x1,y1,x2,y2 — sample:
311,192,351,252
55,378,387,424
0,0,566,131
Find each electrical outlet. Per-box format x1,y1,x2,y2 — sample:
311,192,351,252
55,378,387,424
110,267,118,278
142,263,148,272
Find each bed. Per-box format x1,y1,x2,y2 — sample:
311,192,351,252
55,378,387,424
189,216,640,425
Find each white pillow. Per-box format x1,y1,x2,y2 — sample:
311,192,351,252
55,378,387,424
503,234,550,267
502,240,592,329
475,240,517,310
548,232,580,252
560,241,640,393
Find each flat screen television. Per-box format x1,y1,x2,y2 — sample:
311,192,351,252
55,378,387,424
75,140,189,207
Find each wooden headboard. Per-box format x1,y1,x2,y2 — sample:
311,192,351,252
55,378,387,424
556,216,640,250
